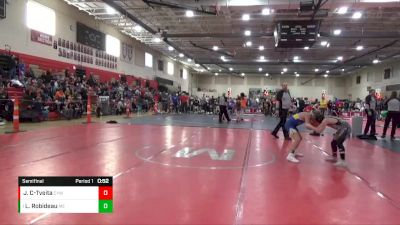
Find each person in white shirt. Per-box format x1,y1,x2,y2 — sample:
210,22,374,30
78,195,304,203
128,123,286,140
382,91,400,140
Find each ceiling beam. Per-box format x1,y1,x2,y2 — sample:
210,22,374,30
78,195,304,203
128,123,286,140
162,32,274,38
323,40,399,74
196,61,370,66
320,32,400,39
142,0,217,15
189,41,234,57
102,0,157,34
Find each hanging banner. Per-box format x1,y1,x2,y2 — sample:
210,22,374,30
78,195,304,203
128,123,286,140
121,42,133,63
31,30,52,46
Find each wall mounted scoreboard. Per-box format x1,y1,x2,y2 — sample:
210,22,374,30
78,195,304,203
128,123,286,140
274,20,320,48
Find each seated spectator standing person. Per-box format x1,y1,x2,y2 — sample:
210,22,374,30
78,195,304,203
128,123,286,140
271,83,291,140
363,89,377,139
319,94,328,115
172,93,179,114
180,93,189,113
381,91,400,140
298,97,305,112
218,93,231,123
54,88,66,112
0,85,8,125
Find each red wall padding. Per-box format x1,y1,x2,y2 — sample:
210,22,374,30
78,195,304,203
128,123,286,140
0,49,158,88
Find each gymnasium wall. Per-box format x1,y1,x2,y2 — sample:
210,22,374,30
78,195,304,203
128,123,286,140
0,0,189,91
192,74,347,100
345,59,400,100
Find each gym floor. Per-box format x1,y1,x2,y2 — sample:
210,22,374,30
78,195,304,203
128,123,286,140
1,114,400,224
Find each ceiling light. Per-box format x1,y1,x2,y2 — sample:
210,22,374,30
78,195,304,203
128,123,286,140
326,43,330,48
242,14,250,21
342,68,345,71
168,46,174,51
258,68,263,72
259,56,265,60
244,30,251,36
281,71,284,74
320,41,328,46
245,41,252,47
333,29,342,35
294,71,297,74
293,56,299,61
326,70,330,73
229,68,233,71
215,72,219,76
153,37,161,43
324,74,328,78
187,58,192,62
213,46,219,51
195,64,200,67
179,53,184,58
337,6,348,14
304,46,309,50
265,73,269,76
186,10,194,17
262,8,271,15
337,56,343,61
220,56,226,61
352,11,363,19
315,68,319,72
106,5,117,14
207,67,210,70
133,25,142,32
219,69,222,72
241,73,245,76
296,74,300,77
373,58,379,64
356,45,364,51
259,45,264,51
283,68,287,72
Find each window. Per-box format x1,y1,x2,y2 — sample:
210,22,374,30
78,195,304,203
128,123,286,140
356,75,361,84
106,35,120,57
145,52,153,68
384,68,391,79
182,68,188,80
167,62,174,75
158,60,164,71
26,0,56,36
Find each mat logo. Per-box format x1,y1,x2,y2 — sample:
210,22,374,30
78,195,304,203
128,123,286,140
174,147,235,161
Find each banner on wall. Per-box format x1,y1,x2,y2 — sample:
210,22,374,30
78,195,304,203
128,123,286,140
121,42,133,63
31,30,52,46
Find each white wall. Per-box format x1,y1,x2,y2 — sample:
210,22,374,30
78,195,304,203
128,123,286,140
344,59,400,100
192,74,346,100
0,0,189,90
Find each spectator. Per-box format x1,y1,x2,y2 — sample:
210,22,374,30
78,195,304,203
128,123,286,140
381,91,400,140
271,83,291,140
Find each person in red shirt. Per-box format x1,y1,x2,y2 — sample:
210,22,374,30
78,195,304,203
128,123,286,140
180,93,189,113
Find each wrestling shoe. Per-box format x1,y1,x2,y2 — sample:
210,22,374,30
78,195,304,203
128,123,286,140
334,160,347,167
286,153,299,163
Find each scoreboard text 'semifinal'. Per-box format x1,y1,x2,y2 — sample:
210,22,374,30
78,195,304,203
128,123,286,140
18,176,113,213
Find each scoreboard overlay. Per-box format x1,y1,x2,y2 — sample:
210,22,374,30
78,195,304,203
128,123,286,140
18,177,113,213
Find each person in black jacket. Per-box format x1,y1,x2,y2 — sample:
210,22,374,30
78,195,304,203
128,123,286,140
381,91,400,140
271,83,291,140
364,89,377,138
